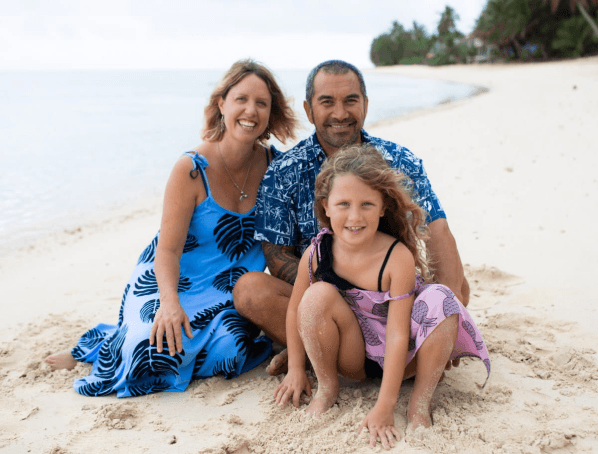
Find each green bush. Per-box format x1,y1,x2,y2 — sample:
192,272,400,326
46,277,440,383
398,56,425,65
552,15,598,57
370,21,433,66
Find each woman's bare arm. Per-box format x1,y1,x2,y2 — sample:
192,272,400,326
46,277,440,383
150,155,205,354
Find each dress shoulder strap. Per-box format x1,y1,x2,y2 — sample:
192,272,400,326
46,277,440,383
308,228,331,284
385,274,424,301
185,151,209,195
377,239,401,292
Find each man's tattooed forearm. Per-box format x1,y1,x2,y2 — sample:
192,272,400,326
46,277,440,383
262,242,299,285
263,242,283,263
278,260,298,285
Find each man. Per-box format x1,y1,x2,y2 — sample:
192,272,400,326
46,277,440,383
233,60,468,368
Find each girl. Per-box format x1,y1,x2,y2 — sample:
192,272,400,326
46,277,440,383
273,144,490,449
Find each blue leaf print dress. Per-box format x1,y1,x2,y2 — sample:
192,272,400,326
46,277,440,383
72,151,273,397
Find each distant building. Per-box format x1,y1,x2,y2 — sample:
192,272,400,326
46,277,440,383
459,34,497,63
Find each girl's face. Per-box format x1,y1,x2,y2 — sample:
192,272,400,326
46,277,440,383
322,173,385,246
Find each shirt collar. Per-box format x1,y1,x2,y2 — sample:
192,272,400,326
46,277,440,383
309,129,371,162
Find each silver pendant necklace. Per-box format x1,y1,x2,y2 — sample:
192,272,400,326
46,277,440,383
217,142,255,202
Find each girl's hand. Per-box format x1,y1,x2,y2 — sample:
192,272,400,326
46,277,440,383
273,368,312,408
149,301,193,355
358,404,401,450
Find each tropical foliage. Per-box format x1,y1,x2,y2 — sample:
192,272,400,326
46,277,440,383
474,0,598,59
370,6,474,66
370,20,435,66
547,0,598,37
369,1,598,66
430,6,475,65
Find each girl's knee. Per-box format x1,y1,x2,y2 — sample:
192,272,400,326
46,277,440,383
418,314,459,354
297,282,338,331
298,282,337,314
442,312,459,326
304,281,338,299
436,313,459,347
427,283,462,305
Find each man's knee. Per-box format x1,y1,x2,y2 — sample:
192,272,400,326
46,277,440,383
233,272,267,316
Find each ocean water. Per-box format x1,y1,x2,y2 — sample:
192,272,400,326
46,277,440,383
0,69,476,252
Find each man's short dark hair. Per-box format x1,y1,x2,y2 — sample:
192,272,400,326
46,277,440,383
305,60,367,108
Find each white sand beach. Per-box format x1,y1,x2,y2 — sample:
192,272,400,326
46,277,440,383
1,56,597,454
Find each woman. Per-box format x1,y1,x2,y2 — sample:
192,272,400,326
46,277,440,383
45,59,298,397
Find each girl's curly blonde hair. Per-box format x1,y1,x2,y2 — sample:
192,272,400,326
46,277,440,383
314,144,433,282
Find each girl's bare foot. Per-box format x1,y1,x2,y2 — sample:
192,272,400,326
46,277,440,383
305,381,338,417
405,412,432,441
44,350,77,371
266,349,288,376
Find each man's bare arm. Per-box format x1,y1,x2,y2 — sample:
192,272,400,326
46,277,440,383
262,242,300,285
426,218,470,306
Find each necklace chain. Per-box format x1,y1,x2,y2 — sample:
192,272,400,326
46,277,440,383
217,142,255,202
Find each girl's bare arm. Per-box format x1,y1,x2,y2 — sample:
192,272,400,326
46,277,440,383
359,243,415,448
273,246,314,407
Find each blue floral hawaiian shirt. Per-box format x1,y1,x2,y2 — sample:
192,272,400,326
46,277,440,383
254,130,445,254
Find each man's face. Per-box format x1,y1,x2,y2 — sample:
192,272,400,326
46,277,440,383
304,71,368,156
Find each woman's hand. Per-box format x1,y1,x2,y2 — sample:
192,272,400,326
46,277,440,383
149,301,193,355
358,403,401,450
273,368,312,408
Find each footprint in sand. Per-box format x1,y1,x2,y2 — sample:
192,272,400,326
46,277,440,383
189,376,247,406
465,264,524,310
93,402,139,430
482,313,598,394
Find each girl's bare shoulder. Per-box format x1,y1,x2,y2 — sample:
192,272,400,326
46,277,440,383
376,234,415,281
376,232,412,261
387,241,414,267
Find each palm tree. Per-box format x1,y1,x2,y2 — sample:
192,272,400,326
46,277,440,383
545,0,598,37
438,6,460,38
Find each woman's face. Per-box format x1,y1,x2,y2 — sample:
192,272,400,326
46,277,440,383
219,74,272,144
322,173,384,247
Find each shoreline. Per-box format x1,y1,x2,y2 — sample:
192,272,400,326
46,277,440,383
2,57,598,453
0,69,478,257
365,84,489,129
1,77,480,258
364,69,490,130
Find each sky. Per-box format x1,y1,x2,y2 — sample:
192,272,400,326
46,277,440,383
1,0,487,71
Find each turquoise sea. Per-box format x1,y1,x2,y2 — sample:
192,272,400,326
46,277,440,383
0,69,476,253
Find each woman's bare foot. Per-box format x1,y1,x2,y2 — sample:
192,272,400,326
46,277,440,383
266,349,288,376
44,350,77,371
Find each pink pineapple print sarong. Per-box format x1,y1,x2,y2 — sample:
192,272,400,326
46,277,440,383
341,282,491,387
309,228,491,387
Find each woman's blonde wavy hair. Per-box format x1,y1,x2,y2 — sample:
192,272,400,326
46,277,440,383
201,59,298,144
314,144,433,282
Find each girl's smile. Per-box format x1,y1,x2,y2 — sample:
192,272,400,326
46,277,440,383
323,173,385,244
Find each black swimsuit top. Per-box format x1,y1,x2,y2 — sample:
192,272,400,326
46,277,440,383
313,233,401,292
